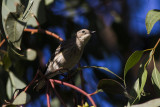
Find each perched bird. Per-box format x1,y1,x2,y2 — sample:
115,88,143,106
36,29,95,91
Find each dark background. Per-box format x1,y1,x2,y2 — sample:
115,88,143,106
1,0,160,107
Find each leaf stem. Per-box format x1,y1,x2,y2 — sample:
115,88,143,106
145,38,160,67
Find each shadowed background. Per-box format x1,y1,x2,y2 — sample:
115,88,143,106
1,0,160,107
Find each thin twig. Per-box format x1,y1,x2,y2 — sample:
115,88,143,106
145,38,160,67
78,63,85,105
31,14,40,29
0,36,8,48
50,79,97,107
24,70,40,92
24,28,64,42
50,81,67,107
88,91,99,96
46,81,51,107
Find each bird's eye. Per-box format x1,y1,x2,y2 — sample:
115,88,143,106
82,30,85,33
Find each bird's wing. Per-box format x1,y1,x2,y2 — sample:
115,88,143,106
55,41,66,55
55,37,76,55
46,36,76,68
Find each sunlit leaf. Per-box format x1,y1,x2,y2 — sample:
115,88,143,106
151,58,160,90
6,71,26,99
124,51,144,86
25,48,37,61
5,4,26,49
97,79,126,95
4,1,33,49
131,98,160,107
128,62,148,104
45,0,54,5
77,102,90,107
8,46,37,61
133,78,140,98
12,91,30,105
148,50,154,65
138,68,148,98
81,66,123,81
27,0,46,27
145,9,160,34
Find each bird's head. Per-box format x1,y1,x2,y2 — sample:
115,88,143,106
76,29,95,45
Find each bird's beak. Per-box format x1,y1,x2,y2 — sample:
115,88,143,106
90,31,96,34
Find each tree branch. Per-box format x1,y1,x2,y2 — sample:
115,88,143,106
50,79,97,107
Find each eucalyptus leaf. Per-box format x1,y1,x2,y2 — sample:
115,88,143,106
138,68,148,98
129,66,148,104
25,48,37,61
124,51,144,86
8,46,37,61
27,0,46,27
131,98,160,107
97,79,126,96
6,71,26,99
145,9,160,34
12,91,30,105
151,58,160,90
81,66,123,81
2,52,12,71
45,0,54,5
6,76,15,99
4,1,33,49
5,4,26,49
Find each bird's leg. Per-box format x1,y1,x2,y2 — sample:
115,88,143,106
35,71,48,83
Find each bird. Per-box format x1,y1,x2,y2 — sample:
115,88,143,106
36,29,95,91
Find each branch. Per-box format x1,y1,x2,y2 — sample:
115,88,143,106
0,28,64,48
24,70,40,92
50,79,97,107
50,81,67,107
24,28,64,42
46,81,51,107
0,35,8,48
78,63,85,105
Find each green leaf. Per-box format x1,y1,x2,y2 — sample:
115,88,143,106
124,51,144,86
6,71,26,99
8,46,37,61
25,48,37,61
27,0,46,27
138,68,148,98
151,58,160,90
129,65,148,104
2,52,12,71
145,9,160,34
45,0,54,5
131,98,160,107
97,79,126,95
12,91,30,105
133,78,140,98
4,1,33,50
5,4,26,49
81,66,123,81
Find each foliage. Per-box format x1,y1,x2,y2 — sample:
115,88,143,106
0,0,160,107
